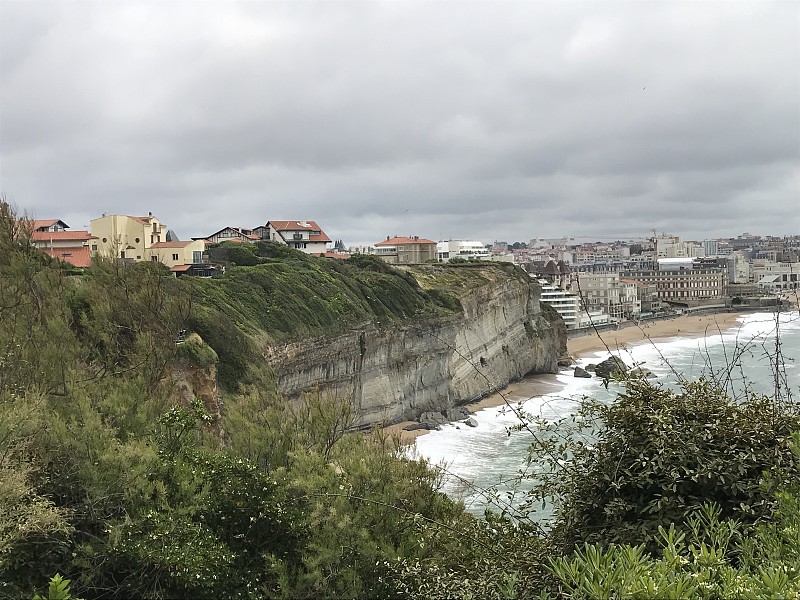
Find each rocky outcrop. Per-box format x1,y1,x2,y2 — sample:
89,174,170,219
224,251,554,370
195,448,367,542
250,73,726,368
263,266,567,428
595,356,629,380
168,361,222,428
574,366,592,378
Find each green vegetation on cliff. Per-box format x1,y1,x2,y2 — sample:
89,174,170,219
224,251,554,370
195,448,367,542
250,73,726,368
187,243,535,389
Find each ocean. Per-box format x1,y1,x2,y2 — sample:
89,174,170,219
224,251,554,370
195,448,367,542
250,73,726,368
413,311,800,518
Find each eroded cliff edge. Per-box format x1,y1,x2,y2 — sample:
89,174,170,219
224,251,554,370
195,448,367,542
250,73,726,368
262,264,567,427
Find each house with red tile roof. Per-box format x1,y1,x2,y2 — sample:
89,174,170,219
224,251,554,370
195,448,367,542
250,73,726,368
90,213,169,261
150,240,215,276
32,219,70,232
264,220,331,254
31,226,97,269
374,235,437,265
90,213,212,275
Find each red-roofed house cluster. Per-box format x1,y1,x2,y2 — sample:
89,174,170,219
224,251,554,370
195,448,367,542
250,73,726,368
30,210,443,274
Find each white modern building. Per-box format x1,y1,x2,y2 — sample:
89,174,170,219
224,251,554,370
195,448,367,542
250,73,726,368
437,240,491,262
535,277,579,329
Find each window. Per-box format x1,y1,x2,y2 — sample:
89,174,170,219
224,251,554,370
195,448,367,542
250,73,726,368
135,237,140,243
193,251,202,263
91,244,97,251
102,237,107,243
151,256,158,262
172,253,179,261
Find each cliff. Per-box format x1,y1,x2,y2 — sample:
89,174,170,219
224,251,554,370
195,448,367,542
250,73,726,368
262,264,566,427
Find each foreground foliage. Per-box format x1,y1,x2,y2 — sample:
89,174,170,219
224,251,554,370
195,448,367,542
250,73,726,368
550,435,800,598
526,377,800,552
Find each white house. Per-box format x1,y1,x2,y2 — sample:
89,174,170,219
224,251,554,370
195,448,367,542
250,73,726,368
264,220,331,254
437,240,490,262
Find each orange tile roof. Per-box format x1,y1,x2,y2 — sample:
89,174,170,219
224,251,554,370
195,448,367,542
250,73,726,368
374,236,436,246
32,230,95,242
32,219,67,230
170,264,192,272
268,220,331,243
150,241,195,248
42,247,92,268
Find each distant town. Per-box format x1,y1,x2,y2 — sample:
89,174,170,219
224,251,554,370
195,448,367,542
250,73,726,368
27,210,800,331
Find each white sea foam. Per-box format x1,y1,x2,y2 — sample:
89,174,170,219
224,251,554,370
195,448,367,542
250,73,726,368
414,311,800,516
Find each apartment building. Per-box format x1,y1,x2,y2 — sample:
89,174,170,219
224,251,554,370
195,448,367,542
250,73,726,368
437,240,490,262
535,277,580,329
623,259,727,306
374,236,437,264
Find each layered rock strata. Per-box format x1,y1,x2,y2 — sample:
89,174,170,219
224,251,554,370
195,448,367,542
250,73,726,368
263,268,567,428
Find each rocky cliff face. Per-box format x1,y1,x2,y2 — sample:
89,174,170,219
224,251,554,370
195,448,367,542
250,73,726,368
263,267,567,428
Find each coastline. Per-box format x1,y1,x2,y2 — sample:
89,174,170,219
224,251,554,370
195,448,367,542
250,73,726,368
388,310,750,445
567,311,746,359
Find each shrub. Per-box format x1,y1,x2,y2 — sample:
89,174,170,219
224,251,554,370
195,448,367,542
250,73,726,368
175,334,218,369
527,378,800,552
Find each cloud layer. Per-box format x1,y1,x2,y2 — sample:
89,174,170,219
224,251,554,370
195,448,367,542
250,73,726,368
1,1,798,244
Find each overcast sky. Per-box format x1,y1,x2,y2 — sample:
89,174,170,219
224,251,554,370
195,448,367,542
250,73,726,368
1,1,798,245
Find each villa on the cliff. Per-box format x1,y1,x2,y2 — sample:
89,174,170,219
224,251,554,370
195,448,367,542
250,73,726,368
375,236,437,264
263,220,331,254
90,213,212,275
30,219,96,268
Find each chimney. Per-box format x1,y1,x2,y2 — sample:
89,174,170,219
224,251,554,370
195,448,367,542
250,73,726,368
148,211,153,217
386,236,390,241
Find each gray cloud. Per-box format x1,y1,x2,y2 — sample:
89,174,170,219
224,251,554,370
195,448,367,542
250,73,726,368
1,0,798,245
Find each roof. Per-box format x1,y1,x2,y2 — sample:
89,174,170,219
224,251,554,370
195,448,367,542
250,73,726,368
170,264,192,273
375,236,436,246
32,230,95,242
32,219,69,230
41,247,92,268
268,220,331,243
758,275,782,283
198,226,259,241
150,241,196,248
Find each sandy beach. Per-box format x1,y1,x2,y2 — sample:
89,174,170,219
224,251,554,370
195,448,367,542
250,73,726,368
567,311,746,359
387,310,749,445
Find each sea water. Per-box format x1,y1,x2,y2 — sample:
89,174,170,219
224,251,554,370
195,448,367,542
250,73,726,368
414,311,800,518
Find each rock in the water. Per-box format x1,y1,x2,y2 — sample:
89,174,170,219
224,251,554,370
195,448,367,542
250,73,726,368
464,417,478,427
595,356,629,379
585,363,597,372
573,366,592,378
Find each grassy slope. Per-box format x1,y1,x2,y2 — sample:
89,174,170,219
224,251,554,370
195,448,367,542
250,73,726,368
185,246,535,389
